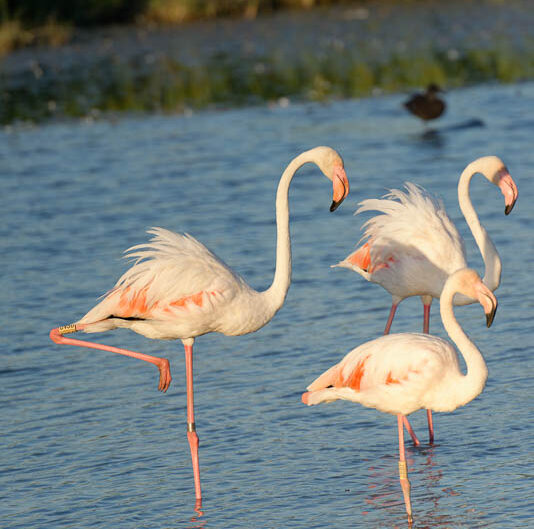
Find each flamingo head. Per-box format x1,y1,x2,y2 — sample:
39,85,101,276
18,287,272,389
312,146,349,212
477,156,518,215
452,269,498,328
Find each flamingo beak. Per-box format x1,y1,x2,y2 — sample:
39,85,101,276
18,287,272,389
330,165,349,212
476,284,498,328
497,170,518,215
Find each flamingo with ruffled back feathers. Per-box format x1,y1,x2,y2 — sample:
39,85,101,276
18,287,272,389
333,156,518,443
50,146,350,505
302,268,497,525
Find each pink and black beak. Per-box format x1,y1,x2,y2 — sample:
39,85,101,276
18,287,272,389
330,165,350,212
497,168,518,215
476,283,498,328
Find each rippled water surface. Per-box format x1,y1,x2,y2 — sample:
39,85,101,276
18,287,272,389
1,82,533,528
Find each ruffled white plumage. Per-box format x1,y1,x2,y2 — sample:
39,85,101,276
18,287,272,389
78,228,263,339
335,183,467,299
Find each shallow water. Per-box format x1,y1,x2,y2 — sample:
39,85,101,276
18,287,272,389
1,82,533,528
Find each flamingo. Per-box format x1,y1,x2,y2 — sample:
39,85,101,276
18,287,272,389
49,146,350,504
403,83,446,122
302,268,497,525
333,155,518,443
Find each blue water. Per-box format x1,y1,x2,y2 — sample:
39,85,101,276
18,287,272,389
1,82,533,528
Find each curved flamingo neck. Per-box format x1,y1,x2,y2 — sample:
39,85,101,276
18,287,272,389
264,149,320,311
440,279,488,407
457,162,501,295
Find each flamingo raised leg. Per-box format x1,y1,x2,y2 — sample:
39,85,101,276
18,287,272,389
50,146,350,504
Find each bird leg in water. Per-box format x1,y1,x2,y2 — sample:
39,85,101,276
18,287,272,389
383,303,398,335
385,304,420,445
402,416,420,446
397,415,414,526
184,344,202,501
49,324,172,391
422,301,431,334
421,295,435,444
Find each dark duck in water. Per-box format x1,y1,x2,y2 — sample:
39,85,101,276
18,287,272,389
404,84,446,122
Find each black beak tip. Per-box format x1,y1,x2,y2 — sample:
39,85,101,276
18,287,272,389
330,200,340,212
486,307,497,328
504,203,514,215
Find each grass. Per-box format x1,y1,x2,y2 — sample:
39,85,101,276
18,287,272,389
2,1,534,124
3,43,534,125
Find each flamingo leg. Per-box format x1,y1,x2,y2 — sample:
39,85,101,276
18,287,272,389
385,303,420,443
383,302,398,335
402,416,420,446
49,324,172,391
423,303,431,334
397,415,414,526
421,296,435,445
184,344,202,501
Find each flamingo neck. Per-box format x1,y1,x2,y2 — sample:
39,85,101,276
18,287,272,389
440,281,488,407
264,150,319,311
457,163,501,296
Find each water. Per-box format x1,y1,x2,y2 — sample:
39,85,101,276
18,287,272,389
1,82,533,528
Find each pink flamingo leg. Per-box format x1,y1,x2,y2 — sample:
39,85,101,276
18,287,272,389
402,416,420,446
49,325,172,391
385,303,420,443
423,304,431,334
421,297,435,444
184,344,202,501
397,415,414,525
383,302,398,335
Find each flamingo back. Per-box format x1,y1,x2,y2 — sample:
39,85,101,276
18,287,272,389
336,183,468,299
77,228,248,338
305,333,461,415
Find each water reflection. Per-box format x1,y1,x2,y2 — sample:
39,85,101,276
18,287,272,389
362,445,480,528
418,118,486,145
183,499,205,529
194,499,204,518
418,128,446,148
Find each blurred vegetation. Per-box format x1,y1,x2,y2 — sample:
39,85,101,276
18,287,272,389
0,0,346,54
3,43,534,124
2,0,534,124
5,0,343,26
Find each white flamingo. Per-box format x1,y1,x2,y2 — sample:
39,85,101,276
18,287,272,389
333,155,517,443
302,268,497,525
50,146,349,505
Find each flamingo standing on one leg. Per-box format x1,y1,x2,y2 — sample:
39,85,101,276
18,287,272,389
302,268,497,525
333,156,517,443
50,146,349,505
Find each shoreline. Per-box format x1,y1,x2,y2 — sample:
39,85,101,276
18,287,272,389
2,1,534,125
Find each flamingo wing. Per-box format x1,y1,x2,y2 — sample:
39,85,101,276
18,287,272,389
79,227,245,324
357,183,467,274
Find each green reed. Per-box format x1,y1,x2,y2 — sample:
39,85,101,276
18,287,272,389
2,44,534,124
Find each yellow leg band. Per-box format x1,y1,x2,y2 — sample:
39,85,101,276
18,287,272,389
58,323,77,335
399,460,408,480
187,422,196,433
